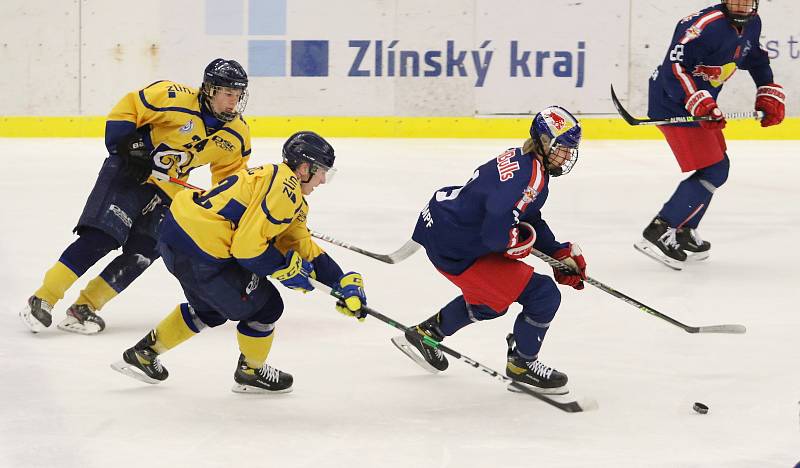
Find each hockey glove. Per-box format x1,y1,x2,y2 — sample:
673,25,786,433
685,90,726,130
333,272,367,321
118,131,153,184
504,222,536,260
755,83,785,127
552,243,587,290
270,250,314,293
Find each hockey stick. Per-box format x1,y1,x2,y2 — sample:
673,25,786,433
610,84,763,126
309,230,421,264
310,279,597,413
531,250,746,334
311,232,746,334
150,171,204,191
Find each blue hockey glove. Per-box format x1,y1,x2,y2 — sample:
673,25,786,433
270,250,314,293
333,272,367,321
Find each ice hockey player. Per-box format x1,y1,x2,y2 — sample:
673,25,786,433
111,131,367,394
392,107,586,395
20,58,252,334
635,0,785,269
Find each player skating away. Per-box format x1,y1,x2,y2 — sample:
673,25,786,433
20,58,252,334
392,108,586,395
111,132,367,393
635,0,785,270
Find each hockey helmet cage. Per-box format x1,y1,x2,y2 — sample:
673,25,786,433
530,106,582,177
282,131,337,182
721,0,759,26
201,58,249,122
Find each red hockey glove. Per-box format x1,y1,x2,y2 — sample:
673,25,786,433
552,243,587,290
685,90,726,130
504,222,536,260
755,83,785,127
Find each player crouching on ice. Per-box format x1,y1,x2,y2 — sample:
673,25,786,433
392,107,586,395
111,132,367,393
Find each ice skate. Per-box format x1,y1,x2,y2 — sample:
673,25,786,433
58,304,106,335
111,331,168,384
634,217,687,270
391,315,449,373
20,296,53,333
232,354,293,394
676,227,711,261
505,334,568,395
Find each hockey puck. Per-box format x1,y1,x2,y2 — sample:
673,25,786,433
692,402,709,414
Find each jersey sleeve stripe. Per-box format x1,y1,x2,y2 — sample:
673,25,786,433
514,158,545,212
137,90,202,117
679,10,725,44
671,63,697,97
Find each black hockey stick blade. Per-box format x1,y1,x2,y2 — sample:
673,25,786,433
310,279,597,413
310,230,421,264
530,249,747,335
610,84,763,126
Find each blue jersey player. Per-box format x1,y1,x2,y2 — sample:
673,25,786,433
392,107,586,395
636,0,785,270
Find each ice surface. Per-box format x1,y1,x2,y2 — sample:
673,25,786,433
1,137,798,467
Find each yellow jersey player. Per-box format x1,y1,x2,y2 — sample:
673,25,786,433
111,131,368,393
19,58,251,335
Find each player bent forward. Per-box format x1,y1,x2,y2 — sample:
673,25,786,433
112,132,367,393
392,107,587,395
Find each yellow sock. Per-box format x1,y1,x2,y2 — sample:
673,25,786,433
237,331,275,369
152,305,198,354
75,276,118,311
34,261,79,306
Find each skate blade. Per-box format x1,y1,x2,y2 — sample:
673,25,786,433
57,316,102,335
390,335,441,374
231,384,293,394
633,240,684,270
686,251,710,262
19,310,46,333
110,361,162,385
507,382,570,396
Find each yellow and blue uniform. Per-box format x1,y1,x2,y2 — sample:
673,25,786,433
153,163,346,368
106,80,251,200
33,79,252,320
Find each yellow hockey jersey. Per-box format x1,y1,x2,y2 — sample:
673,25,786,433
160,163,330,277
107,80,251,200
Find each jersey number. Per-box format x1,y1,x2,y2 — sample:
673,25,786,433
434,169,479,202
669,44,684,63
194,175,238,209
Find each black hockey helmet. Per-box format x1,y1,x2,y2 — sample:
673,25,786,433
200,58,249,122
721,0,759,27
282,131,337,181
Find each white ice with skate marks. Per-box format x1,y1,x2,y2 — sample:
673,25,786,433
1,138,799,467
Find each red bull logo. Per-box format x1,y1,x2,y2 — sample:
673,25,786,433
548,111,566,130
692,63,737,87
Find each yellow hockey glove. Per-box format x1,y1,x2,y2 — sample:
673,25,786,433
333,272,367,321
270,250,314,293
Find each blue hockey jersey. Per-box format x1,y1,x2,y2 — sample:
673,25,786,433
648,4,773,124
412,147,564,275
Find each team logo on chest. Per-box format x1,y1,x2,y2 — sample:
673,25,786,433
179,120,194,133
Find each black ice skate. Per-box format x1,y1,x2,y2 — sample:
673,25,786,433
232,354,293,394
111,331,169,384
391,314,449,373
20,296,53,333
676,227,711,261
505,334,568,395
634,216,687,270
58,304,106,335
